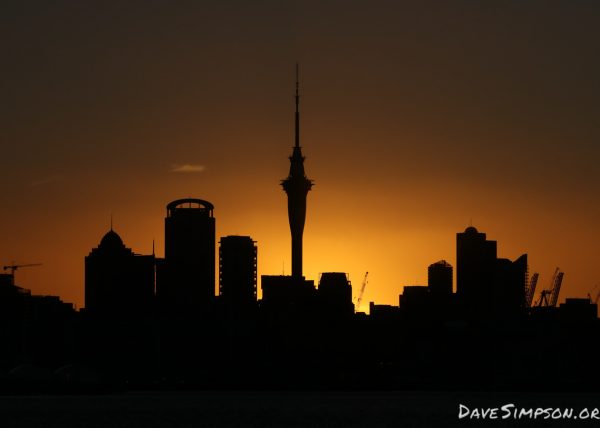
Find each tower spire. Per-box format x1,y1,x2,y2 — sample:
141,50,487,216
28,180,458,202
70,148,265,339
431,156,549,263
295,62,300,148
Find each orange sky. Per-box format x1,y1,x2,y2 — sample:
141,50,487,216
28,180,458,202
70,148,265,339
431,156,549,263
2,2,600,309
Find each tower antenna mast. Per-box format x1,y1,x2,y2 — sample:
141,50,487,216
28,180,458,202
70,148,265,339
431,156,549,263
295,62,300,148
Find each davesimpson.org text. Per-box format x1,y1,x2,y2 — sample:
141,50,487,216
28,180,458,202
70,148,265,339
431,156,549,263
458,403,600,421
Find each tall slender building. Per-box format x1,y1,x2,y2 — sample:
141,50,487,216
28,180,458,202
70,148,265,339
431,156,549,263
456,226,497,313
219,235,257,305
156,198,215,315
281,64,313,279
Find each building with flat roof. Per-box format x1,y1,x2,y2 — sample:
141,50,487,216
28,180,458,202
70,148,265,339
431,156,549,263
219,235,257,305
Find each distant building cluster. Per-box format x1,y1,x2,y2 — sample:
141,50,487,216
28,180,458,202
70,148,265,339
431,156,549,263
84,198,261,317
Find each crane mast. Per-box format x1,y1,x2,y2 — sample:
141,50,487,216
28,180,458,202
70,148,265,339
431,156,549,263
355,271,369,313
526,272,539,308
536,267,563,308
550,271,564,307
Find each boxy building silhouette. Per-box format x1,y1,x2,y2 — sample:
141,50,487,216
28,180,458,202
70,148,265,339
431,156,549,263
219,235,257,306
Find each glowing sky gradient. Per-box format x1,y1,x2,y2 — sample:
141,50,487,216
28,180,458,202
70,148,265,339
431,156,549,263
2,1,600,309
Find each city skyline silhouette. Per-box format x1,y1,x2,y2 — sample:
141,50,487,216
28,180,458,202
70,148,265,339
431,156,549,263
1,62,599,396
3,4,600,426
3,62,581,316
3,2,600,312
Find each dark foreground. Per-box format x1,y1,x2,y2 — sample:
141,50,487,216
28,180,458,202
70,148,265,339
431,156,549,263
3,390,600,428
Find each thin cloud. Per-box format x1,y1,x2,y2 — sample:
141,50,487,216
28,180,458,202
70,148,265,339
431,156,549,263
171,164,205,173
30,175,62,187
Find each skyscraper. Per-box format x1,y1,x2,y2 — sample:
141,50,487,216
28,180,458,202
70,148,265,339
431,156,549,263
219,235,257,306
317,272,354,319
456,226,497,311
456,226,527,318
428,260,453,296
281,64,313,280
157,198,215,314
85,229,155,318
495,254,528,316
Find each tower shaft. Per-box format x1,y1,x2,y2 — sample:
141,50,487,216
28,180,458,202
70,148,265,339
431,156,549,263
282,64,312,279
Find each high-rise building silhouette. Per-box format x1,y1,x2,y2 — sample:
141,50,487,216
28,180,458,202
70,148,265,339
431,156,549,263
399,285,429,317
495,255,527,315
456,226,497,313
219,235,257,305
156,198,215,315
281,64,313,279
317,272,354,318
456,226,527,318
85,229,155,318
428,260,453,296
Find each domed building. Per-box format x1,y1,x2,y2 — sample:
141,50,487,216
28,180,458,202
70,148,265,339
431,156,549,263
84,228,155,318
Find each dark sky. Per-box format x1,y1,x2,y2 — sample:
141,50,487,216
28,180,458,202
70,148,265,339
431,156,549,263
2,1,600,308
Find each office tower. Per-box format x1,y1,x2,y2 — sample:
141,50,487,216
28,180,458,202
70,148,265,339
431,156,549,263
281,64,313,279
219,235,257,305
317,272,354,318
428,260,453,296
157,198,215,314
399,285,430,317
456,226,497,311
456,226,527,318
85,229,155,318
495,254,527,315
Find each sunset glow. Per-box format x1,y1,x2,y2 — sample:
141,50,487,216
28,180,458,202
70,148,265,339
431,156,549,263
2,2,600,311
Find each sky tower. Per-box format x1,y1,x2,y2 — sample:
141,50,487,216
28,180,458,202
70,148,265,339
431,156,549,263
282,64,313,279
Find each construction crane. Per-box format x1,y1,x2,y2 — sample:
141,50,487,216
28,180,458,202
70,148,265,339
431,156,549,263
587,284,600,304
536,267,563,307
2,263,42,286
550,271,563,307
525,272,539,308
355,271,369,313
